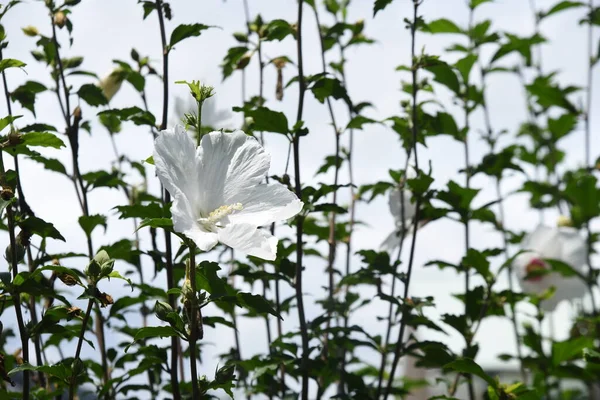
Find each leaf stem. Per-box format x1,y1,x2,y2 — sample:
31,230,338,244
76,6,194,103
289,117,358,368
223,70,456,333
293,1,309,398
154,2,181,398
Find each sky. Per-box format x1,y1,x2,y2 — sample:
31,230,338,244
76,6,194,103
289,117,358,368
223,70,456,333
1,0,599,398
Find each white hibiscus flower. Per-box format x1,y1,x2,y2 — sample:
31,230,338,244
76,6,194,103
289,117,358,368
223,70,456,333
153,126,303,260
380,188,417,252
514,225,588,311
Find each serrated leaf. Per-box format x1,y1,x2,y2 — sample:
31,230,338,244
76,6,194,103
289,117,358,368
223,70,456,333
79,214,107,237
237,292,281,319
78,83,108,107
0,58,26,73
169,23,212,48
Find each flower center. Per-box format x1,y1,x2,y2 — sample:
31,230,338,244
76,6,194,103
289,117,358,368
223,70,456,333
197,203,243,232
525,257,546,282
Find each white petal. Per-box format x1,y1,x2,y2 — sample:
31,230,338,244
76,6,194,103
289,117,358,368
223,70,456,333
524,225,562,260
198,130,270,211
217,223,278,260
154,126,203,235
380,230,400,253
556,227,587,272
229,183,303,227
153,125,198,202
389,189,416,226
184,227,219,252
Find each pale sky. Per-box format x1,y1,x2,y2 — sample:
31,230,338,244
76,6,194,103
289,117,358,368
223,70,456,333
2,0,599,398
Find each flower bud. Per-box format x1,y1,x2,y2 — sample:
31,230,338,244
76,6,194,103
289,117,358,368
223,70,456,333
53,11,67,28
98,68,126,102
557,215,573,227
154,300,173,321
236,53,252,70
0,188,13,201
57,273,78,286
22,26,39,37
66,306,82,319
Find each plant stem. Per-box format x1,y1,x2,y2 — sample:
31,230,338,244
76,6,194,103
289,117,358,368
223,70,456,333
187,244,200,399
48,10,110,392
312,2,341,370
69,299,94,400
478,60,528,380
0,155,29,400
376,158,411,399
382,2,422,398
1,47,45,390
293,1,309,398
154,1,181,398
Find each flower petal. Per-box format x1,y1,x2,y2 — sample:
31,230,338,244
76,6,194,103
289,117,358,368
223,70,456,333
229,183,303,227
198,130,270,212
153,125,199,203
381,230,400,253
556,227,587,272
389,189,416,226
184,227,219,252
217,223,278,260
524,225,562,260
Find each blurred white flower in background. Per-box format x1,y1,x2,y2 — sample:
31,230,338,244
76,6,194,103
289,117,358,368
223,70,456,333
98,68,126,102
381,188,417,252
514,225,588,312
153,126,303,260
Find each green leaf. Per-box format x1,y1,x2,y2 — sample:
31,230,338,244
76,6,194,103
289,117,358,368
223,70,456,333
10,81,47,116
310,76,351,105
424,59,460,94
114,203,165,219
444,358,497,388
138,217,173,230
552,336,593,366
455,54,478,83
78,84,108,106
169,23,212,48
373,0,394,16
346,115,377,130
541,1,584,20
422,18,463,34
241,106,289,134
0,115,21,132
78,214,107,237
237,292,281,319
21,131,65,149
126,326,183,351
107,270,133,290
0,58,26,73
196,261,228,298
20,216,65,241
264,19,295,41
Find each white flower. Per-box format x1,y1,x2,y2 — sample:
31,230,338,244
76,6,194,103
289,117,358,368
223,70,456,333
514,225,587,311
380,188,417,252
153,126,303,260
98,68,126,101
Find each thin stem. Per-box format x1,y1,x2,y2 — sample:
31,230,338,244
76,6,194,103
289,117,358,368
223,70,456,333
312,2,341,367
48,9,110,391
585,0,594,168
480,63,527,379
187,245,200,399
338,39,355,400
69,299,94,400
293,1,309,398
1,47,45,389
376,158,411,399
382,3,422,398
154,1,181,398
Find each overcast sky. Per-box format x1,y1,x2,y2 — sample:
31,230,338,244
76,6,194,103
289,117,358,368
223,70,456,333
2,0,599,397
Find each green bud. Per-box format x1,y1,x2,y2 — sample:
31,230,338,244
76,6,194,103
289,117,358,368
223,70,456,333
154,300,173,321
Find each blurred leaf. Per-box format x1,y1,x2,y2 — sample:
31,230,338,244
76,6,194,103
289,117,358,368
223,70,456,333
0,58,26,73
444,358,497,388
79,214,107,237
552,336,593,366
78,84,108,107
169,23,212,49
